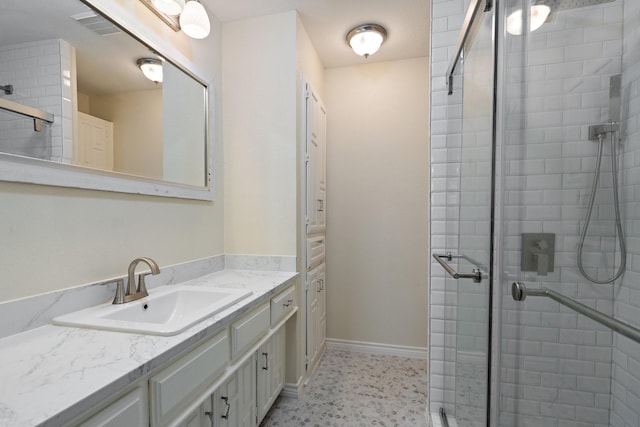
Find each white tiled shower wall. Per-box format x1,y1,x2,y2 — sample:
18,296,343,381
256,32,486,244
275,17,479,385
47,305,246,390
430,0,640,425
0,39,73,162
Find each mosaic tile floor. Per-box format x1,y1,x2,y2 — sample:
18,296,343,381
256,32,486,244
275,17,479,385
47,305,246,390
260,348,428,427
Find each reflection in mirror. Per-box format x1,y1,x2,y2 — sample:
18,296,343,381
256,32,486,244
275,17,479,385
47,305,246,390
0,0,208,190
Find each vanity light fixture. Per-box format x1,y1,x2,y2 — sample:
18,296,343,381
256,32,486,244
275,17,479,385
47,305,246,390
179,0,211,40
140,0,210,40
152,0,185,16
137,58,163,83
346,24,387,58
506,1,551,35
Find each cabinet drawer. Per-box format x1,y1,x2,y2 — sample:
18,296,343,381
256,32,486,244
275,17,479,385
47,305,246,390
270,285,296,326
150,331,229,426
306,236,325,269
78,386,148,427
231,302,270,359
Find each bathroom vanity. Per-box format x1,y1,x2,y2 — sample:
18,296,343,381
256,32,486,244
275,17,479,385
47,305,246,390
0,268,298,426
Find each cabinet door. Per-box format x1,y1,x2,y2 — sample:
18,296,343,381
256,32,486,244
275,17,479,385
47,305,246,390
305,82,327,235
257,327,285,424
317,268,326,357
306,262,326,374
213,353,257,427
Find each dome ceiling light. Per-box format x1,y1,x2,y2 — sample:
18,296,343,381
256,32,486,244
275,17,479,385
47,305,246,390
137,58,163,83
346,24,387,58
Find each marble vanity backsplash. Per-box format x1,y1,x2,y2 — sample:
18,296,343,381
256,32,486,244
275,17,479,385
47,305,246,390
0,254,295,339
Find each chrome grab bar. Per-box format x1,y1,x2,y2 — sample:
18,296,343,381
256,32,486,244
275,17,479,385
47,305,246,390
432,252,482,283
512,282,640,345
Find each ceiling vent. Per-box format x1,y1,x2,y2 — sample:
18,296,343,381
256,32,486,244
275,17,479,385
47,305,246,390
70,11,121,36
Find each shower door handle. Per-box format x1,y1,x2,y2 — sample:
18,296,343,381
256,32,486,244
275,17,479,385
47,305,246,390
432,253,482,283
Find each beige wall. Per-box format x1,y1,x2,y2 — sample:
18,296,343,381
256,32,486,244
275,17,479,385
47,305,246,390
222,12,297,256
90,89,163,179
325,58,430,348
0,0,223,302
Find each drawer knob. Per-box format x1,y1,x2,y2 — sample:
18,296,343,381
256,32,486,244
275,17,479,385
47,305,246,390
283,299,294,307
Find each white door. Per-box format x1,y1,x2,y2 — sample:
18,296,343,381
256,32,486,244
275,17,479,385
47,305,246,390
75,112,114,170
305,83,327,235
306,262,326,374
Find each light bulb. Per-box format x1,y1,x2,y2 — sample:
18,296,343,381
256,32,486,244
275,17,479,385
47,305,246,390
180,0,210,39
152,0,184,16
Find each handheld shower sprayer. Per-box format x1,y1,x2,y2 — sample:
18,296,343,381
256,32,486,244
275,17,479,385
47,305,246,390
577,74,626,284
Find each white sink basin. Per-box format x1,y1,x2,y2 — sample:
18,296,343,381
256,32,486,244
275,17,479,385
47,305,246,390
53,286,253,336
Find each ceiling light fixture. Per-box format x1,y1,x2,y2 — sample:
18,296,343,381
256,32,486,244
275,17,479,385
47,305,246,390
346,24,387,58
506,1,551,36
137,58,163,83
140,0,210,40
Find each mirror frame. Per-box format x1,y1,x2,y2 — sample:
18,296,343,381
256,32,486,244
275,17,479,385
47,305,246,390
0,0,214,201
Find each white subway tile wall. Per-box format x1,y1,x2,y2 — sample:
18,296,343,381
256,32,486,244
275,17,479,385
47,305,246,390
0,39,71,162
430,0,640,425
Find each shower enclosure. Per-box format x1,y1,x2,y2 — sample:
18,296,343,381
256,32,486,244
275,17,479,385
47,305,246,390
428,0,640,425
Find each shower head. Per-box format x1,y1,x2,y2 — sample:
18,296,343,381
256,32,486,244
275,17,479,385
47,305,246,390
609,74,621,124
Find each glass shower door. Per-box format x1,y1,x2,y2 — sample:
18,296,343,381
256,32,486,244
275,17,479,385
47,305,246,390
453,3,496,426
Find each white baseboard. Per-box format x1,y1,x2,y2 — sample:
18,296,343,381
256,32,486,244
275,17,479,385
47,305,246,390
326,338,428,359
280,376,304,399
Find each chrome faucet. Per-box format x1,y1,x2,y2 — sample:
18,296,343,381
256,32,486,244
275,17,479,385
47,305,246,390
112,257,160,304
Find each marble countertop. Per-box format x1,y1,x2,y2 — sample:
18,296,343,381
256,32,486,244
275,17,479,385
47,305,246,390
0,269,298,427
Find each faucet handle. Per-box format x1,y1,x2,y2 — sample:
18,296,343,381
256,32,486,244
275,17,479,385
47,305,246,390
112,279,126,304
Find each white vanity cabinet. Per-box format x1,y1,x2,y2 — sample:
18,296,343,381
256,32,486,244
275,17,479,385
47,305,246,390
78,284,296,427
256,326,285,424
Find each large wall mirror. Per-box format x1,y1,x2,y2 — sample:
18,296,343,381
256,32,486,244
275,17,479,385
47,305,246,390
0,0,211,200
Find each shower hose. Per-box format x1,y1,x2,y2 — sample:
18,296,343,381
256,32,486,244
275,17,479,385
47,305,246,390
577,130,626,284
